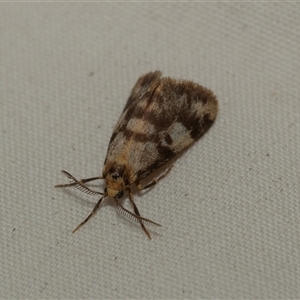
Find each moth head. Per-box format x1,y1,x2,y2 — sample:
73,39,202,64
104,165,127,198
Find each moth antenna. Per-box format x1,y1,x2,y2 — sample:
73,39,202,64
115,199,161,227
61,170,103,196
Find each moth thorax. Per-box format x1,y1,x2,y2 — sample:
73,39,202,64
105,165,127,198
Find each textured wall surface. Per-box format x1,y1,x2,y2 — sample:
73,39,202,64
1,3,299,299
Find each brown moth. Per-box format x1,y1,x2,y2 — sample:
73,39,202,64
55,71,218,239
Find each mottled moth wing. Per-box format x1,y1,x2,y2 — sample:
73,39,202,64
123,70,162,112
104,71,218,184
108,71,162,139
103,71,162,166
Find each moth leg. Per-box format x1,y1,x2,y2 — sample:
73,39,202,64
137,165,173,191
128,190,151,239
73,196,104,233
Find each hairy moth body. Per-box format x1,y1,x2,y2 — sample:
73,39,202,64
55,71,218,239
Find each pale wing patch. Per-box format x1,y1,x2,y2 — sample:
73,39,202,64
169,122,188,142
147,97,161,113
168,122,194,152
127,141,159,182
126,117,156,135
106,132,126,162
172,134,194,153
136,98,149,109
193,101,205,118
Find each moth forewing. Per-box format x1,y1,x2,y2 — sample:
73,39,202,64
55,71,218,239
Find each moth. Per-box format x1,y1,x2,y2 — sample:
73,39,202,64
55,71,218,239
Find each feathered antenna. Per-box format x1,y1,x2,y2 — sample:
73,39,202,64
55,170,103,196
114,199,161,227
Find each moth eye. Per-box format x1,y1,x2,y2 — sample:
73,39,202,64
112,174,120,180
116,191,124,198
104,187,107,193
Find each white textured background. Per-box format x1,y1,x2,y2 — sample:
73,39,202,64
1,3,299,299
